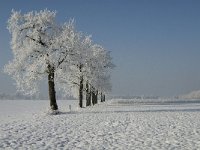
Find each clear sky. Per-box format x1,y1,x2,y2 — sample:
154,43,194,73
1,0,200,97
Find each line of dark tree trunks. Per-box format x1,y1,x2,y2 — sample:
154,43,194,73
78,81,106,108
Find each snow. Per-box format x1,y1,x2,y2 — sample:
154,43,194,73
1,99,200,149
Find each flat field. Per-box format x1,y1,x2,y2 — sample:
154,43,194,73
0,99,200,149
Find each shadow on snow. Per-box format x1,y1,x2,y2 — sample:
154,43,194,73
52,100,200,115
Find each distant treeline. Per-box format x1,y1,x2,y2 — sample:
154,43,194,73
108,95,160,99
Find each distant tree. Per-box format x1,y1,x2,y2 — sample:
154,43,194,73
4,10,77,112
87,45,114,104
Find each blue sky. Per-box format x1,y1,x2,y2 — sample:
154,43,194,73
1,0,200,97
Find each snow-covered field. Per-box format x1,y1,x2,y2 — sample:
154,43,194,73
1,99,200,149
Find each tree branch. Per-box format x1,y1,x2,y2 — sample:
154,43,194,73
26,35,48,48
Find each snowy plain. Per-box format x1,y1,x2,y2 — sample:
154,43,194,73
1,99,200,150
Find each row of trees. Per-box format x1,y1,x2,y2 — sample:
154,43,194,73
4,9,114,111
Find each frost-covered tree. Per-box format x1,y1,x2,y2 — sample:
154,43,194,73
57,32,94,108
73,35,93,108
57,33,114,107
86,45,114,104
4,10,77,111
5,9,115,110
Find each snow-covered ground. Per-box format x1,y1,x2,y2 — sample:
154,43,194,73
1,99,200,149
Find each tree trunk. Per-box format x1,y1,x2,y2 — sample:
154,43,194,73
103,94,105,102
86,82,91,106
92,87,96,105
95,90,98,104
89,90,92,105
79,75,83,108
48,71,58,110
101,92,103,102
